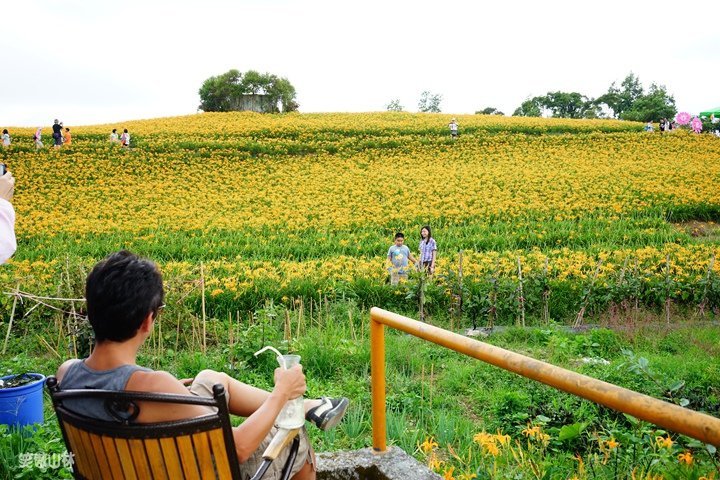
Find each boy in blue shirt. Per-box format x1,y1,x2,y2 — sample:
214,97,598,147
387,232,417,285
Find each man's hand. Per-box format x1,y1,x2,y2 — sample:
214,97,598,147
273,365,306,401
0,172,14,202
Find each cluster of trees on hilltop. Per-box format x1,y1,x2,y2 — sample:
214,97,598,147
198,69,298,113
509,73,676,122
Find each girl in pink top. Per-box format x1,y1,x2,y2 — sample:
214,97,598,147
418,225,437,274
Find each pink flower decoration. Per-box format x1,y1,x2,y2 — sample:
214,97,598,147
691,117,702,133
676,112,691,125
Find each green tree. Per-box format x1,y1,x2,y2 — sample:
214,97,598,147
513,92,602,119
418,91,442,113
512,97,544,117
264,76,298,113
386,99,404,112
620,83,676,122
198,69,298,113
197,69,244,112
596,73,644,118
544,91,598,119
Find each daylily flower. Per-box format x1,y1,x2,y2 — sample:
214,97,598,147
678,451,694,465
485,442,500,456
443,466,455,480
495,431,511,446
420,437,438,454
655,435,673,449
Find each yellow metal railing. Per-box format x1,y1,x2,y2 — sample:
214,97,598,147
370,307,720,452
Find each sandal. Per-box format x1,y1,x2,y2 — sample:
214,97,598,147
306,397,349,431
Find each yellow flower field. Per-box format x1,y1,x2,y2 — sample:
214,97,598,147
1,112,719,320
6,118,720,235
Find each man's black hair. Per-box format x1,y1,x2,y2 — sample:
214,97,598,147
85,250,164,343
394,232,405,239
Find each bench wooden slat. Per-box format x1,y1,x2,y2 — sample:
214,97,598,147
192,431,216,479
143,438,169,480
101,435,125,480
115,438,139,480
64,423,92,477
209,427,234,477
177,434,202,479
128,439,153,478
159,437,185,478
78,429,103,479
87,431,113,479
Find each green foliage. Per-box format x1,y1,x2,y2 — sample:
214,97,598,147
492,390,531,427
387,408,422,453
597,72,644,118
513,92,598,119
339,404,368,441
197,69,243,112
596,73,677,122
586,328,623,357
385,99,403,112
543,91,599,119
557,421,588,442
620,83,677,122
512,97,543,117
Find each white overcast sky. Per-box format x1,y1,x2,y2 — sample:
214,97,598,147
2,0,719,127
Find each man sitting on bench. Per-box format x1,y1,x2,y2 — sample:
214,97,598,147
55,250,349,480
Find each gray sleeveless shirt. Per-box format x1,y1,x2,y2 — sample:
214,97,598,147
59,360,152,421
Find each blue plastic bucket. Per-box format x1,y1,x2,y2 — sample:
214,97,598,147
0,373,46,428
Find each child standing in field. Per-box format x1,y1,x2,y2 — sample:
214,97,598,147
120,128,130,148
2,129,10,148
109,128,119,143
34,127,43,149
387,232,417,285
63,128,72,147
418,225,437,275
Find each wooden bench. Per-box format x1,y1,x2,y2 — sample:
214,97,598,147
46,376,300,480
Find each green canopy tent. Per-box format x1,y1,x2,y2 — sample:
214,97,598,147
699,106,720,118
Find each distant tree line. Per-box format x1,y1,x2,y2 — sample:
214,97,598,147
199,69,674,122
509,73,676,122
393,73,676,122
198,69,298,113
